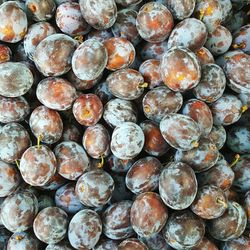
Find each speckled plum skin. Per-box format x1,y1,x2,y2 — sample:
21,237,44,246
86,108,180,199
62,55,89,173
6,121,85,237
76,169,114,207
159,162,197,210
197,155,235,191
191,185,227,219
193,63,226,103
26,0,56,22
36,77,77,111
40,172,66,191
192,237,218,250
79,0,117,30
102,200,134,240
33,207,68,244
1,191,38,233
142,86,183,123
33,34,78,77
182,99,213,136
195,47,215,65
118,238,149,250
112,9,141,46
107,155,134,173
220,236,250,250
205,25,232,56
232,155,250,193
46,241,73,250
83,124,110,159
0,62,33,97
24,22,56,61
175,137,219,173
160,47,201,92
160,113,201,151
0,123,31,164
7,231,40,250
54,141,89,180
162,210,205,250
115,0,142,7
111,122,145,160
225,52,250,94
0,2,27,43
244,191,250,228
103,98,137,128
140,120,169,157
136,2,173,43
20,145,57,186
210,94,244,126
208,125,227,149
126,157,162,194
55,183,85,214
107,68,145,100
0,44,12,63
0,96,30,123
208,202,247,241
29,105,63,144
68,209,102,249
56,2,91,37
130,192,168,237
233,24,250,55
0,160,21,197
168,18,207,52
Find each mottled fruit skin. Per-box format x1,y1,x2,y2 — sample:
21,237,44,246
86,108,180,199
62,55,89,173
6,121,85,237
87,29,113,43
143,86,183,123
159,162,197,210
0,44,12,63
103,200,134,240
36,77,77,111
55,183,85,214
104,37,135,71
0,2,27,43
40,172,66,191
26,0,56,21
136,2,173,43
23,22,56,61
191,185,227,219
72,39,107,81
0,96,30,123
75,170,114,207
227,126,250,154
232,155,250,193
224,52,250,94
220,236,250,250
175,137,219,173
94,239,119,250
193,63,226,103
118,238,148,250
107,155,134,173
107,68,145,100
205,25,232,56
182,99,213,136
82,124,110,159
233,24,250,55
103,98,137,128
79,0,117,30
20,145,57,186
46,241,73,250
140,120,169,157
111,122,145,160
0,62,33,97
1,191,38,233
56,2,91,37
0,228,11,250
168,18,207,52
130,192,168,237
0,160,21,197
162,210,205,250
0,123,31,163
192,237,218,250
68,209,102,249
54,141,89,180
29,105,63,144
208,201,247,241
210,94,244,126
33,207,68,244
33,34,78,77
244,191,250,228
160,47,201,92
208,125,227,149
195,47,215,65
7,232,40,250
197,155,235,191
111,9,140,46
160,113,201,151
126,157,161,194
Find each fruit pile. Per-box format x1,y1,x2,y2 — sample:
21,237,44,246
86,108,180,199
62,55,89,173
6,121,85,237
0,0,250,249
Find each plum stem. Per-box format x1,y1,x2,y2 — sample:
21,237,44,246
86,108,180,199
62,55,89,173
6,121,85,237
191,140,199,148
74,35,84,44
37,134,43,149
241,105,248,114
15,159,20,169
15,235,24,240
230,154,240,168
144,105,151,113
216,197,227,208
97,154,105,169
232,41,246,49
138,82,148,88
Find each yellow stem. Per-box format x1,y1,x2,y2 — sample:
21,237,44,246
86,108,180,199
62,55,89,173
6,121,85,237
37,134,43,149
191,140,199,148
232,42,246,49
80,184,84,193
230,154,240,168
15,159,20,169
241,105,248,114
144,105,151,113
138,82,148,88
97,154,104,169
16,235,24,240
74,35,84,43
216,197,228,209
